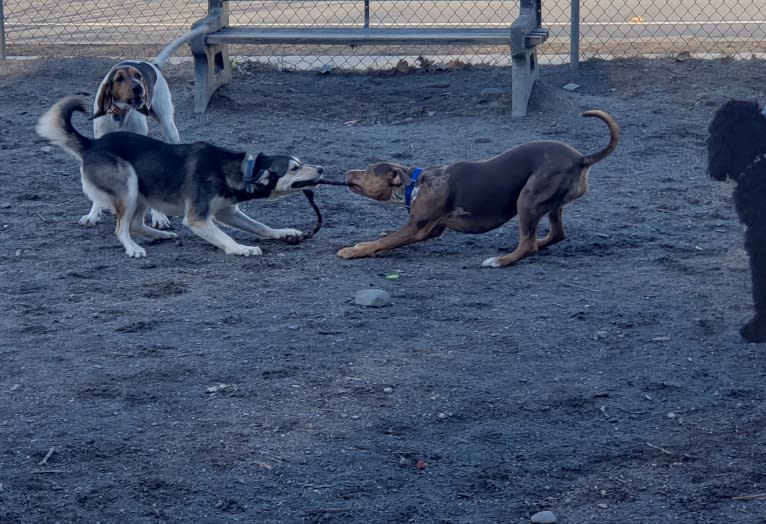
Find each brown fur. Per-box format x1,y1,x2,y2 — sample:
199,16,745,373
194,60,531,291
338,110,619,267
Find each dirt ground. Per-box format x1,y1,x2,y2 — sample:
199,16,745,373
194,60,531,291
1,55,766,523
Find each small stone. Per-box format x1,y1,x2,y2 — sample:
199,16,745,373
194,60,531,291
479,87,504,96
41,146,52,153
562,82,580,91
530,510,557,524
354,289,391,307
318,63,333,75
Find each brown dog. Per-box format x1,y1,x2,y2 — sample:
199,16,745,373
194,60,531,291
338,110,619,266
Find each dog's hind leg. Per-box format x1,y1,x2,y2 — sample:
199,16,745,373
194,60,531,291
537,207,567,249
148,209,172,230
86,157,146,257
214,205,301,240
130,205,177,240
185,216,262,256
741,226,766,343
79,202,105,226
482,192,548,268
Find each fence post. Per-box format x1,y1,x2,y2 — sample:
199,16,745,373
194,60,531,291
1,0,6,60
570,0,579,69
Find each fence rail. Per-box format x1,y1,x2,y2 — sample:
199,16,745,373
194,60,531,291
1,0,765,66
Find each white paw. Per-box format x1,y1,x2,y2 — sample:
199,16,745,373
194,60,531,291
481,256,501,268
273,228,302,240
79,213,100,226
225,244,262,256
150,210,171,230
125,244,147,258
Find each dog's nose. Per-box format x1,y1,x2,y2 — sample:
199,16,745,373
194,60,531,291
132,83,143,95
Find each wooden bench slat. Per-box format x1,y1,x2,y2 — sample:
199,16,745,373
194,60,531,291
206,27,512,46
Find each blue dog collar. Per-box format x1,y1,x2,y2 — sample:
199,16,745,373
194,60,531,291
244,155,257,192
405,167,423,211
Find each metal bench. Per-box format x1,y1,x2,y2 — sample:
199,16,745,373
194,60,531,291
191,0,548,116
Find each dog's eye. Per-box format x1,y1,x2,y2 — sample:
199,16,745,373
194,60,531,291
115,75,124,83
134,73,141,80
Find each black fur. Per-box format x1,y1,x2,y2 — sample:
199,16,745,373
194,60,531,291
707,99,766,342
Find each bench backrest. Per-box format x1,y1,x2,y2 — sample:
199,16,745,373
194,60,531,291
207,0,528,29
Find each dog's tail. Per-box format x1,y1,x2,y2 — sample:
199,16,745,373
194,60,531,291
153,23,209,69
36,95,93,160
580,110,620,167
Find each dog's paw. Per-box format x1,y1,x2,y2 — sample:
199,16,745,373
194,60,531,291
740,316,766,343
149,210,171,230
273,228,302,240
481,256,502,268
79,213,101,226
125,244,147,258
337,246,361,259
226,244,262,256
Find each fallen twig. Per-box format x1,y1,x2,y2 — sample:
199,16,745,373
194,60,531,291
305,508,352,515
733,492,766,501
38,447,55,466
646,442,673,455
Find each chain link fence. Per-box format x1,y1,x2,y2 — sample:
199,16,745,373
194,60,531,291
2,0,765,68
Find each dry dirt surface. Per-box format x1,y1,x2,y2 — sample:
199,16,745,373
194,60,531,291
1,55,766,523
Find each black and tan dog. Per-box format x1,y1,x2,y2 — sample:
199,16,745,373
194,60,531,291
338,110,619,267
37,96,324,258
707,99,766,343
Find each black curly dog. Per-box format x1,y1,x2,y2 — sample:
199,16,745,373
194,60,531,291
707,100,766,343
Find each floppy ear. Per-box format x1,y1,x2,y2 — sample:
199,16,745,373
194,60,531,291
137,76,151,116
92,79,112,119
141,77,152,112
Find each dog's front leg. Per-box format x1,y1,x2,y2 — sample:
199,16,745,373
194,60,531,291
337,221,444,259
214,206,301,241
185,217,262,256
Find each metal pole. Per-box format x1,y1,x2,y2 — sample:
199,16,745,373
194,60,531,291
570,0,579,69
364,0,370,28
1,0,6,60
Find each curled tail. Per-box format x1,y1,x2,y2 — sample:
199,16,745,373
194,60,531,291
153,23,209,69
36,96,92,160
581,110,620,167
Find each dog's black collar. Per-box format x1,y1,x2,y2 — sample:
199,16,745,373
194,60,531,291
405,167,423,212
243,156,257,193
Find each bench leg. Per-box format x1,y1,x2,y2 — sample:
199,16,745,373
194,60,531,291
193,43,232,113
511,48,539,118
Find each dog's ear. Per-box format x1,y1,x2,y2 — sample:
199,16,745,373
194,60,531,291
254,169,272,187
92,78,113,119
243,153,272,192
390,166,410,187
252,153,273,186
137,74,151,115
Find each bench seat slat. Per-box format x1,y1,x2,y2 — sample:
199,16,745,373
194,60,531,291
206,27,512,46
